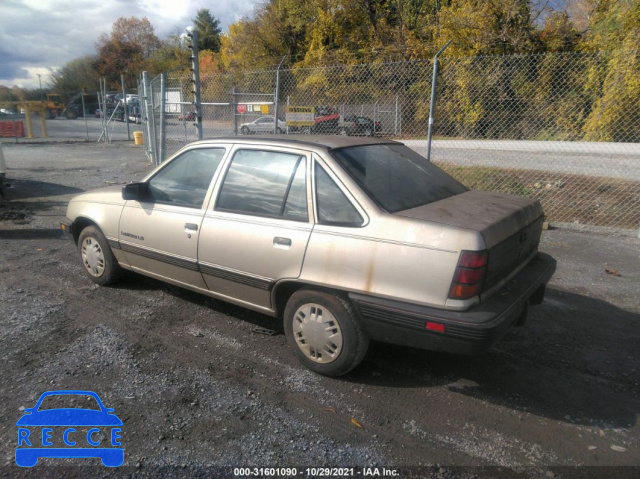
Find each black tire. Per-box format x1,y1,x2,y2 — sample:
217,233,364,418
339,128,348,136
276,127,283,134
241,126,250,135
77,226,122,286
284,289,369,377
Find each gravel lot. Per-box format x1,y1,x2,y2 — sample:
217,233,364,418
0,140,639,478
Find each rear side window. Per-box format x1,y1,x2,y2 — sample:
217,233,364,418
330,144,467,212
217,149,308,221
147,148,225,208
315,163,363,227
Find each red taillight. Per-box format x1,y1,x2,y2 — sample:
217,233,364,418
448,250,487,300
426,321,445,333
458,251,487,268
453,267,484,284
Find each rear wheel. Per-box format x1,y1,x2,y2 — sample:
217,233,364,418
77,226,122,286
284,289,369,377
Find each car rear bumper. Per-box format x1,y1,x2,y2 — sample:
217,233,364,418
350,252,556,355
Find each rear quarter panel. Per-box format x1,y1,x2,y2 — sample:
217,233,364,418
300,216,485,308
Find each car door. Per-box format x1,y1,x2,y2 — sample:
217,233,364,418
256,117,274,133
198,146,312,309
119,147,227,289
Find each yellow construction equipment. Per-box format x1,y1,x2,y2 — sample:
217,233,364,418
43,94,78,120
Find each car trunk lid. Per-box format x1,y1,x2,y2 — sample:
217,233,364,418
396,190,544,293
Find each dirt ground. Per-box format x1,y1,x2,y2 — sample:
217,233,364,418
0,141,639,478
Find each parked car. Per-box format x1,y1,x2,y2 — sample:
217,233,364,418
240,116,285,134
338,115,381,136
61,137,555,377
178,111,196,121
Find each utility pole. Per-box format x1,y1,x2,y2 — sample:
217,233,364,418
38,74,43,102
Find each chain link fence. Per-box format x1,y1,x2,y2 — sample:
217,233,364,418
142,51,639,230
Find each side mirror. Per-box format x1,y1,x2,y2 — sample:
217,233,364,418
122,182,147,201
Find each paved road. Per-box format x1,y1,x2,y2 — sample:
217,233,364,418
406,140,640,180
4,116,639,180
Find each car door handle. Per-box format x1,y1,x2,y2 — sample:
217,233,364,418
273,237,291,248
185,223,198,231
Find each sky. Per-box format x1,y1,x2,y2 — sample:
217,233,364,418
0,0,259,89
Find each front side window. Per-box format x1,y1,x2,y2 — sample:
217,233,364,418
146,148,225,208
315,163,363,227
217,149,308,221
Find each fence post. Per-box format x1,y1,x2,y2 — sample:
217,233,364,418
142,71,157,164
394,95,398,136
159,73,167,164
426,40,451,161
80,90,89,141
121,74,130,141
273,56,286,134
232,86,238,135
186,27,203,140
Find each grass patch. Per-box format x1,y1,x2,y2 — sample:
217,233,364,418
436,163,640,229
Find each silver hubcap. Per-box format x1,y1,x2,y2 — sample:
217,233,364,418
292,303,343,364
81,237,105,277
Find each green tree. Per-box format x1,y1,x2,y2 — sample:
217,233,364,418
147,35,190,75
435,0,537,55
581,0,639,141
193,9,222,52
50,56,100,97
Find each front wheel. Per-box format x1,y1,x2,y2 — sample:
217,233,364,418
241,126,249,135
77,226,122,286
284,289,369,377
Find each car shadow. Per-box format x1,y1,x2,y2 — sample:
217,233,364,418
107,274,639,429
345,288,639,429
0,228,65,240
2,178,84,201
114,272,280,331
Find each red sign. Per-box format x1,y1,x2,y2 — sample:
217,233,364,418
237,104,246,114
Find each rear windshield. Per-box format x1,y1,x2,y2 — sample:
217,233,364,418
330,144,467,213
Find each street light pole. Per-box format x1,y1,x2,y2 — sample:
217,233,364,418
38,74,43,102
